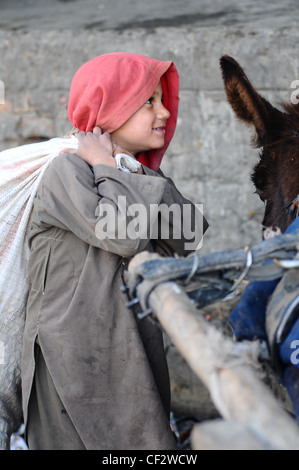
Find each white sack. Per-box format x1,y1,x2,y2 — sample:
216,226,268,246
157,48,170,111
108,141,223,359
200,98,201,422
0,136,78,449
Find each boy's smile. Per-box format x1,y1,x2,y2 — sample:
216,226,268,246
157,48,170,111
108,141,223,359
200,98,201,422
110,81,170,156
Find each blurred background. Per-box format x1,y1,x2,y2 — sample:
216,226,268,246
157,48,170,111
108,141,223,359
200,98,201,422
1,0,299,427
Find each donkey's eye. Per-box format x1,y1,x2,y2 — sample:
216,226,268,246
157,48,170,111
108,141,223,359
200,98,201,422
255,189,265,203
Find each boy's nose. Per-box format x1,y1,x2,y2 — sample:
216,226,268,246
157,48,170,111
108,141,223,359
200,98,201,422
157,103,170,120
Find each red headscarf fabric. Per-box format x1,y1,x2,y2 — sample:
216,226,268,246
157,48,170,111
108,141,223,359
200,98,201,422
67,52,179,171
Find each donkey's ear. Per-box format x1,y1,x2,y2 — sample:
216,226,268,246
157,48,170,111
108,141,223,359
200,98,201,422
220,55,283,144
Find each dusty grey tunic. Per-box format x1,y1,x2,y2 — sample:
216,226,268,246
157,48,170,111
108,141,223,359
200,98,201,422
22,153,206,450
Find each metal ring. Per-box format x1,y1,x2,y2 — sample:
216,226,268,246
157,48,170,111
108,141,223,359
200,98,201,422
184,252,200,285
229,246,253,293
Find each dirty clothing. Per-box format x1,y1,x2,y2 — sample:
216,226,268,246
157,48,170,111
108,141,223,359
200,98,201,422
26,344,86,450
22,153,207,450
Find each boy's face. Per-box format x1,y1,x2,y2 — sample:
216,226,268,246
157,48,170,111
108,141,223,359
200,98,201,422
110,81,170,156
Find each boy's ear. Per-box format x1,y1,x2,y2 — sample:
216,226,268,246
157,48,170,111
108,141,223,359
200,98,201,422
220,55,284,145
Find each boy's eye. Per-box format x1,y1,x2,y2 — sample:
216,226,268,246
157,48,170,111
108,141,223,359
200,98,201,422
145,94,164,105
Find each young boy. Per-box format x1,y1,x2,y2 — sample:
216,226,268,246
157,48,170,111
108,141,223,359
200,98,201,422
21,52,208,450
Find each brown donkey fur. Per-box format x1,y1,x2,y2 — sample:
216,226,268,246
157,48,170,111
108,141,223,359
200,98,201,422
220,55,299,237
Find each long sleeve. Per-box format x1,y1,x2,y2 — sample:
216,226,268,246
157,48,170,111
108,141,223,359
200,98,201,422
143,167,209,257
31,154,208,259
31,154,168,257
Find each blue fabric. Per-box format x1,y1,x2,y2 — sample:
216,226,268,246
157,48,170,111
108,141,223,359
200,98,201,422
229,217,299,419
277,316,299,419
279,317,299,367
283,365,299,423
230,216,299,342
229,278,277,341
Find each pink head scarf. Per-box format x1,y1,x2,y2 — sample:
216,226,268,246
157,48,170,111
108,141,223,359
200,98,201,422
67,52,179,171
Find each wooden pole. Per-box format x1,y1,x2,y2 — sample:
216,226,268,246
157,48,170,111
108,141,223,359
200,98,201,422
128,253,299,450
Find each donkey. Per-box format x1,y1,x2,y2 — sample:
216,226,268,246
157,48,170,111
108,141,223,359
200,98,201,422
220,55,299,237
220,56,299,421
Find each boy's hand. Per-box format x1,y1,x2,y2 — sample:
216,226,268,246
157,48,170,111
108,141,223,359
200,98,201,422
76,127,117,168
61,127,143,173
61,127,116,168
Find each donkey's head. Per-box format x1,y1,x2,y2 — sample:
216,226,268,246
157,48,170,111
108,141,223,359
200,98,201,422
220,55,299,237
